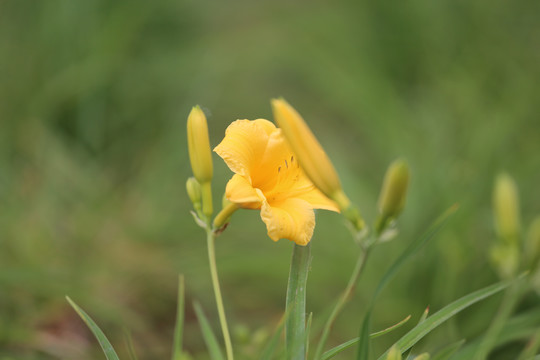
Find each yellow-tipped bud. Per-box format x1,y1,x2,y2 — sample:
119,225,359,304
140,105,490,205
271,98,342,202
493,173,520,244
186,177,202,212
187,105,213,184
415,354,430,360
378,159,410,219
386,345,402,360
187,105,213,218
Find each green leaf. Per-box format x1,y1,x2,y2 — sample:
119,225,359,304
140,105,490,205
124,329,139,360
172,275,185,360
454,307,540,359
260,310,290,360
377,277,515,360
285,242,311,360
371,315,412,339
431,339,465,360
193,301,225,360
320,315,411,360
356,205,459,360
305,312,313,359
66,296,120,360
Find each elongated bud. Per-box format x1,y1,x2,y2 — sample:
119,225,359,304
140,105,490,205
490,243,519,279
415,354,430,360
493,173,520,244
187,105,213,217
187,105,213,184
186,177,202,212
378,159,410,219
386,345,402,360
525,216,540,269
271,98,342,202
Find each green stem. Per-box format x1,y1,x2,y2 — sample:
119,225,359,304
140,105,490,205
286,242,312,360
313,247,369,360
474,280,523,360
206,229,234,360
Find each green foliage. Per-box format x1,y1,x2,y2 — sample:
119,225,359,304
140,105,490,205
66,297,120,360
193,302,225,360
1,1,540,359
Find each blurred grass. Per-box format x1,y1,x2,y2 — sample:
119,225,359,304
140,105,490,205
0,0,539,359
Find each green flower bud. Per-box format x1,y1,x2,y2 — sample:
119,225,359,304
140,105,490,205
378,159,410,219
187,105,213,184
490,243,519,279
493,173,520,244
415,353,430,360
186,177,202,212
386,345,402,360
187,105,213,218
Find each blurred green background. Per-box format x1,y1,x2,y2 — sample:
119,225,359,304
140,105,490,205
1,0,539,359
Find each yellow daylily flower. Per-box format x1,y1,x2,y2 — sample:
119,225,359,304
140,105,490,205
214,119,339,245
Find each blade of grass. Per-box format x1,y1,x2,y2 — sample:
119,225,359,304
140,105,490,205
356,204,459,360
124,329,139,360
172,275,185,360
376,276,517,360
260,310,290,360
431,339,465,360
517,329,540,360
194,301,225,360
66,296,120,360
320,315,411,360
454,307,540,359
404,307,430,360
305,312,313,359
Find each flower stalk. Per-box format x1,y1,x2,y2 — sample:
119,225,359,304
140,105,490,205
286,243,312,360
206,228,234,360
313,247,370,360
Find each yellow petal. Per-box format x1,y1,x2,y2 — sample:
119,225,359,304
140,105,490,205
214,119,277,178
296,187,340,212
260,197,315,246
225,174,262,209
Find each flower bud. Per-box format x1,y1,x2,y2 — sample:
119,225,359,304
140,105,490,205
493,173,520,244
386,345,402,360
187,105,213,217
490,243,519,279
525,216,540,269
415,354,430,360
187,105,213,184
271,98,342,202
378,159,410,219
186,177,202,212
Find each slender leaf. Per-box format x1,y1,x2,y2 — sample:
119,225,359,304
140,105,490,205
172,275,185,360
320,315,411,360
404,308,430,360
377,277,515,360
517,329,540,360
371,315,412,339
431,339,465,360
66,296,120,360
124,329,139,360
194,301,225,360
260,310,290,360
454,307,540,359
286,242,311,360
305,312,313,358
356,205,458,360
